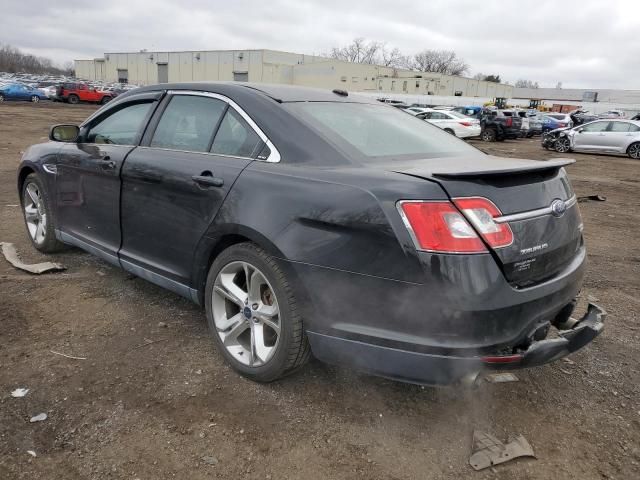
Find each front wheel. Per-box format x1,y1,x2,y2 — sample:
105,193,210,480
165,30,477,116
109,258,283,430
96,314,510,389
444,128,456,136
100,96,112,105
205,243,310,382
31,95,40,103
0,94,4,102
627,142,640,159
481,128,496,142
555,137,571,153
67,94,79,105
21,173,66,253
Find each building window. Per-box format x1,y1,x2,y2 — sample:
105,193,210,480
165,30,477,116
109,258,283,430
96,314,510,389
391,81,396,91
415,81,420,88
402,81,407,92
233,72,248,82
454,91,463,96
340,76,347,82
352,76,359,83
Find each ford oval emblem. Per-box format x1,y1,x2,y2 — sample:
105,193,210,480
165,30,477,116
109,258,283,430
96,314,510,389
550,199,567,217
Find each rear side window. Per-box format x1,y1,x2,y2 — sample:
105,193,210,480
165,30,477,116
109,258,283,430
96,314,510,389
86,102,154,145
151,95,226,152
210,108,263,158
609,122,633,132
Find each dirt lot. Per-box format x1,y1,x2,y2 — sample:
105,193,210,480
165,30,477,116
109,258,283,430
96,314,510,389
1,102,639,480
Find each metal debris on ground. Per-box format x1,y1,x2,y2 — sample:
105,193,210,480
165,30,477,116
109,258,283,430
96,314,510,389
50,350,87,360
29,413,47,423
469,430,535,471
577,195,606,202
484,373,519,383
11,388,30,397
0,242,65,274
202,456,219,465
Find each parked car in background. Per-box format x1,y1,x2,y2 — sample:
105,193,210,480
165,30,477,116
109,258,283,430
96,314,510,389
0,83,48,103
16,82,604,385
570,110,599,126
404,107,432,115
546,113,573,128
598,110,625,119
542,115,571,133
416,109,481,138
54,83,114,104
452,106,484,120
526,113,544,136
542,119,640,159
480,109,523,141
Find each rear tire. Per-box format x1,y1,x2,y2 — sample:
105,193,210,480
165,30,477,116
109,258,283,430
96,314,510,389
481,128,496,142
444,128,456,136
205,242,310,382
67,94,79,105
21,173,66,253
627,142,640,159
0,93,4,102
30,95,40,103
100,96,112,105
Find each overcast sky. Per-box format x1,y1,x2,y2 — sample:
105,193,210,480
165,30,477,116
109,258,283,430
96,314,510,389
2,0,638,89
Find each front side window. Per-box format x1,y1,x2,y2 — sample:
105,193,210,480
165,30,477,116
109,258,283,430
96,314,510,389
285,102,477,160
150,95,226,152
210,108,263,158
86,102,154,145
581,121,610,133
429,112,448,120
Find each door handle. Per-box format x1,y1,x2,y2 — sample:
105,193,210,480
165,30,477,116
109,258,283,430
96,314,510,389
192,174,224,188
98,157,116,169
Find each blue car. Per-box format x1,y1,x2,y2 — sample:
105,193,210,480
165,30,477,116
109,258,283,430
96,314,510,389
0,83,48,103
541,114,570,133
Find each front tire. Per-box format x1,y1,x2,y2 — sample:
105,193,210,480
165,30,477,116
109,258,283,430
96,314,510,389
205,243,310,382
555,137,571,153
481,128,496,142
100,96,112,105
627,142,640,159
21,173,66,253
444,128,456,136
67,94,79,105
31,95,40,103
0,94,4,102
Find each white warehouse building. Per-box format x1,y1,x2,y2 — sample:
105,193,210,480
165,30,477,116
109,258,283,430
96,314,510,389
74,49,514,98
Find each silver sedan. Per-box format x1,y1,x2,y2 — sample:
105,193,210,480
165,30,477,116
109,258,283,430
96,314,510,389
554,120,640,159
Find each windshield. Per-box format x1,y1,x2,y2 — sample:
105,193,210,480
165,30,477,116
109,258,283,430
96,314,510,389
285,102,478,160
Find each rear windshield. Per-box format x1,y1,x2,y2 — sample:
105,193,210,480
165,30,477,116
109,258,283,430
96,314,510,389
285,102,477,160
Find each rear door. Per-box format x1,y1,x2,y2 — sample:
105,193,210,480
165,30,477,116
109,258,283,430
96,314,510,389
119,91,267,289
573,121,610,150
56,93,161,263
602,121,635,152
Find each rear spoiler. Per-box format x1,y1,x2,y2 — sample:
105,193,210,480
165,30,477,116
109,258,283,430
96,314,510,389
432,158,575,178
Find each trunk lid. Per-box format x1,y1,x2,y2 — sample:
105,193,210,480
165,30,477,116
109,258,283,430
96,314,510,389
387,155,583,286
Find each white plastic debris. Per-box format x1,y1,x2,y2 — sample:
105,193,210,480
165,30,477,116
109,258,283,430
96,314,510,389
1,242,65,274
11,388,30,397
484,373,519,383
27,450,37,457
30,413,47,423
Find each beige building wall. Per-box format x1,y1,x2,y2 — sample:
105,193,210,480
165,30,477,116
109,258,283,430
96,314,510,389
74,49,513,98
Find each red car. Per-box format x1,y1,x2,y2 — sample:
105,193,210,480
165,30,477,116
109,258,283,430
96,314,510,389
55,83,114,105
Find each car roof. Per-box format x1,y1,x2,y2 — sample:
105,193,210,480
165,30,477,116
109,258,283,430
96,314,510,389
126,82,379,104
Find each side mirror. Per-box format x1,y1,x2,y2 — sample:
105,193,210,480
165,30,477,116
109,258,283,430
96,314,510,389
50,124,80,142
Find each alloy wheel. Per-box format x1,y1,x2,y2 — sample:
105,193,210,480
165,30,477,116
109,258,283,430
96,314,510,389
629,143,640,159
212,261,280,367
555,138,570,153
23,182,47,245
31,96,39,103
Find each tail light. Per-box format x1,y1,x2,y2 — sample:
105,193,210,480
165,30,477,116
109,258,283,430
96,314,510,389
398,201,487,253
453,197,514,248
459,121,473,127
398,197,513,254
505,117,512,127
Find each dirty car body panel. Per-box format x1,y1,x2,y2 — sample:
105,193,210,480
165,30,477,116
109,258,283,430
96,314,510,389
17,82,604,385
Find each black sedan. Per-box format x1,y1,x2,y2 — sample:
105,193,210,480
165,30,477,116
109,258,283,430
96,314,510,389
17,83,604,385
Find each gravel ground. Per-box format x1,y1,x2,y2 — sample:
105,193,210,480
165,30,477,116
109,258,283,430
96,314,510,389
0,102,639,479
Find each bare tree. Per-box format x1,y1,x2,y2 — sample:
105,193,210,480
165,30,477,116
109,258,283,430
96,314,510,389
412,50,468,76
0,43,71,75
555,81,563,89
330,37,381,65
515,79,539,88
472,73,485,80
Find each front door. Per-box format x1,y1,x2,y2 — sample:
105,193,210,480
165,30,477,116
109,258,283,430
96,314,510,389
119,92,265,289
573,121,611,151
56,97,159,262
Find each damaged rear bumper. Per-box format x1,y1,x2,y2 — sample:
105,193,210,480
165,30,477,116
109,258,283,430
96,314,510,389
307,303,605,385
